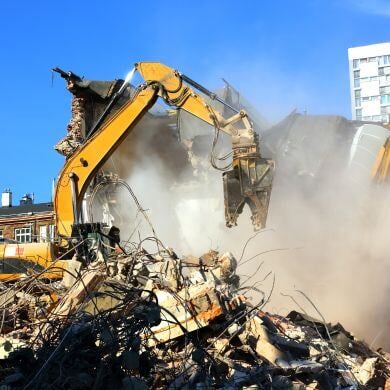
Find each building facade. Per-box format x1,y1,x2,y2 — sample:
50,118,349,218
348,42,390,123
0,192,54,243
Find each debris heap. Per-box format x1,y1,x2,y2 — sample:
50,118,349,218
0,246,388,389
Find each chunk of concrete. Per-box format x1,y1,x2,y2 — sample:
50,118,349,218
243,315,288,365
146,282,224,345
61,257,83,288
354,357,377,385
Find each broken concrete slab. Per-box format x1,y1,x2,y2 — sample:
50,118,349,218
146,282,225,345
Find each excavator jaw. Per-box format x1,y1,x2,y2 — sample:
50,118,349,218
223,157,273,230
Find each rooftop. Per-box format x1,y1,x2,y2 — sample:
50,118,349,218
0,202,53,218
348,42,390,59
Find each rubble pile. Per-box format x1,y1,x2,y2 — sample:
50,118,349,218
0,245,388,389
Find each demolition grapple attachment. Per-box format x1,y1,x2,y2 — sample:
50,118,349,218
223,134,273,230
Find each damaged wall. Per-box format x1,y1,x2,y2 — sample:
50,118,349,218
54,70,125,157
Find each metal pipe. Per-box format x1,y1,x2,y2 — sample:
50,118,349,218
86,68,136,139
69,172,79,224
180,73,239,114
86,90,123,139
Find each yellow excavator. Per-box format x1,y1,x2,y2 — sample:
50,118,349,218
0,62,273,281
372,134,390,183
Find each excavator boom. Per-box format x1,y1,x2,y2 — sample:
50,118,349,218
52,62,273,240
54,85,159,237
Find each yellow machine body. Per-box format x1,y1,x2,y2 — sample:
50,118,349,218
372,136,390,184
0,242,65,281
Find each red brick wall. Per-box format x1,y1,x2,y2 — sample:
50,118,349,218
0,213,54,242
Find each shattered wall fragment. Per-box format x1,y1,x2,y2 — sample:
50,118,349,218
54,69,125,157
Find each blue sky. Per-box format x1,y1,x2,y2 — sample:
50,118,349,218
0,0,389,202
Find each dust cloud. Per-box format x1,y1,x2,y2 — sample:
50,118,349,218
97,107,389,350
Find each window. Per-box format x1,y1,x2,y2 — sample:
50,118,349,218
381,95,390,105
39,225,47,243
362,96,380,102
355,98,361,107
39,225,55,243
373,115,382,121
384,55,390,65
356,108,362,119
355,90,361,99
382,114,389,122
49,225,55,242
363,116,373,121
353,59,359,68
369,57,377,62
360,58,368,64
379,68,385,76
0,230,3,239
15,226,32,243
354,78,360,88
380,75,390,85
380,86,390,94
381,106,390,114
353,70,360,79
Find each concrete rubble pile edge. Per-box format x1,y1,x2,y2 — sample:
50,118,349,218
0,244,388,389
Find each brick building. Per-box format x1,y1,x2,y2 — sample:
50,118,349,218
0,192,54,243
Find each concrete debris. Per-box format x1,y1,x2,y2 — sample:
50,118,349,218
0,246,388,389
353,357,378,385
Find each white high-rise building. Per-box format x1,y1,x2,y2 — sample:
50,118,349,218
348,42,390,123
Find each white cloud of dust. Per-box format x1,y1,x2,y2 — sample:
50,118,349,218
98,97,389,350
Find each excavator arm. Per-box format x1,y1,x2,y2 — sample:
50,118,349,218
136,62,273,230
54,62,273,239
54,85,159,237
